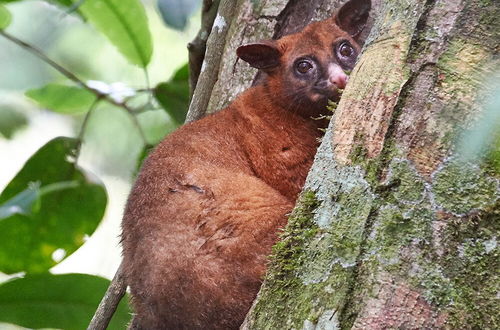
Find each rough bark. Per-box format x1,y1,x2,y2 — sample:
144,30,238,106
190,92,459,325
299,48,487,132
188,0,221,99
242,0,499,329
186,0,238,122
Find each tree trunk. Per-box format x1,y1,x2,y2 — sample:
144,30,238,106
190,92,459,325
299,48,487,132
241,0,499,329
188,0,499,329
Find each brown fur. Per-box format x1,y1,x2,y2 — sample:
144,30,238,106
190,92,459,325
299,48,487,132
121,1,370,328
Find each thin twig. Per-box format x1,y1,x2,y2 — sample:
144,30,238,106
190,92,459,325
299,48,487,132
0,30,87,87
74,97,102,166
0,30,148,145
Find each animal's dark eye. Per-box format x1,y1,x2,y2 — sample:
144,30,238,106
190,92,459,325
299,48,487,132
338,42,354,58
296,60,313,74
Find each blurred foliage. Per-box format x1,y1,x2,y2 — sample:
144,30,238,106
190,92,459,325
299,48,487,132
0,137,107,274
0,273,130,329
137,109,178,145
0,4,11,29
0,104,27,138
458,75,500,172
78,0,153,67
154,63,190,124
0,0,197,327
157,0,201,30
26,84,97,114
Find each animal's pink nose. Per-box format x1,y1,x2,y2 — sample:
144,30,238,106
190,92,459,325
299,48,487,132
330,72,348,89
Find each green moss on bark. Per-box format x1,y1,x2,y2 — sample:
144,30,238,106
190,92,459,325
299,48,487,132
432,159,499,215
250,170,375,329
250,190,322,328
269,190,321,282
440,206,500,328
245,1,499,328
349,158,500,328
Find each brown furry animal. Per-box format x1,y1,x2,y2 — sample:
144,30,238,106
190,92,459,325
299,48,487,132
121,0,371,328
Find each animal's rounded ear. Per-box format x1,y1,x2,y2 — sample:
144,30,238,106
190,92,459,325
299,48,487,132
236,41,281,71
335,0,371,37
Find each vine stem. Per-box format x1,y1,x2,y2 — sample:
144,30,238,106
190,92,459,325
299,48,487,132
73,97,101,167
0,30,148,145
186,0,236,123
142,67,153,107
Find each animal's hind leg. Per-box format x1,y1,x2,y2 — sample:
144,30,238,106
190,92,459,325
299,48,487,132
186,171,295,328
123,169,294,329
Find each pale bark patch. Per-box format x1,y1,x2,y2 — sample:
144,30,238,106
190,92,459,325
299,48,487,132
352,273,448,329
332,22,411,163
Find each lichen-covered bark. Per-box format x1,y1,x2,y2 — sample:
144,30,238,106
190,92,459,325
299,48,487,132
243,0,499,329
186,0,237,123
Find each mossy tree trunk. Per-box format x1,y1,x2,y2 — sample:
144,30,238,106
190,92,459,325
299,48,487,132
189,0,499,329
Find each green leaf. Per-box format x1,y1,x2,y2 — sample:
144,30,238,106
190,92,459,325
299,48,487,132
0,4,12,30
0,183,40,220
137,110,177,145
154,64,190,124
0,137,107,274
172,61,189,81
135,145,153,174
157,0,201,31
0,273,130,330
49,0,73,7
25,84,97,114
0,105,28,139
79,0,153,67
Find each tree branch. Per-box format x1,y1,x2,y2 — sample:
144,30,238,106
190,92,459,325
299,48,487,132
185,0,237,123
0,30,148,145
87,262,127,330
74,97,101,166
187,0,221,100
